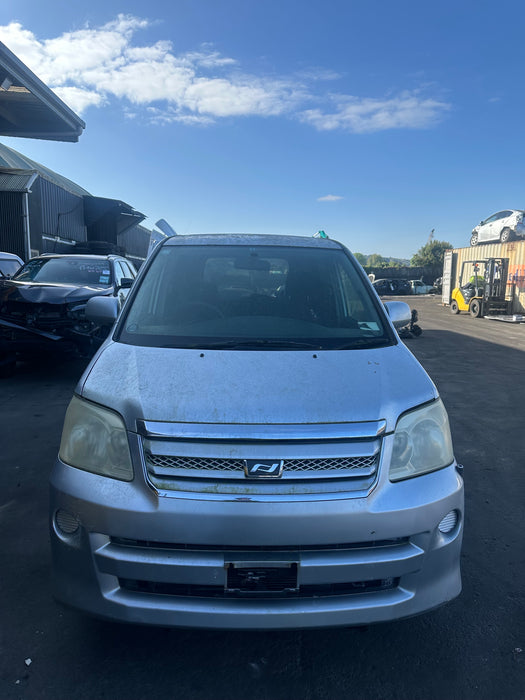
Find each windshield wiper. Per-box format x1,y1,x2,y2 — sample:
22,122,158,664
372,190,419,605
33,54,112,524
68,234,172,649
160,338,393,351
175,339,324,350
335,338,392,350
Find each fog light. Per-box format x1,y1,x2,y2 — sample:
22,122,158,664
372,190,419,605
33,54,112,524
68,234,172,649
55,509,79,535
438,510,458,534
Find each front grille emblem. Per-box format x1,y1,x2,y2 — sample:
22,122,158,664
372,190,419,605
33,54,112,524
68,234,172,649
244,459,284,478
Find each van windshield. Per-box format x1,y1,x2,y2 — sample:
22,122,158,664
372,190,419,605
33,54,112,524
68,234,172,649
118,244,394,350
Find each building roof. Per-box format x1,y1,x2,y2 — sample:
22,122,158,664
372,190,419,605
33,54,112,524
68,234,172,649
0,141,90,196
0,40,85,142
0,142,145,234
0,169,37,192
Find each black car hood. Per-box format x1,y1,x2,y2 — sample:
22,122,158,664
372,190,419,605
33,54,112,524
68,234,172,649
0,280,112,305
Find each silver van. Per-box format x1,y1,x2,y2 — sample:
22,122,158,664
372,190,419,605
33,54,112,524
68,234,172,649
50,234,463,629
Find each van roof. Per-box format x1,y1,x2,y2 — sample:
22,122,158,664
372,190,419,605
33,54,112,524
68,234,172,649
163,233,342,249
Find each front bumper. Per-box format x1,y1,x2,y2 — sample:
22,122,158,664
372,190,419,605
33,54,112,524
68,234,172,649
50,447,464,629
0,317,100,356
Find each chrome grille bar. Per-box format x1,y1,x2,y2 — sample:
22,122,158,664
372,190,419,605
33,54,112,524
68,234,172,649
138,420,387,441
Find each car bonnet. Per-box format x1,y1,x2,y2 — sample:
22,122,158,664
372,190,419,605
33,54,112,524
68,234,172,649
79,341,438,434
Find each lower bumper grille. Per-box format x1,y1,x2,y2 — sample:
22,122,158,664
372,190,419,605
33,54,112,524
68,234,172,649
119,577,399,599
110,537,409,551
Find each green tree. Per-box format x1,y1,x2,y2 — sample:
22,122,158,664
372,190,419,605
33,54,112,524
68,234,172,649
353,252,367,265
410,240,453,267
367,253,386,267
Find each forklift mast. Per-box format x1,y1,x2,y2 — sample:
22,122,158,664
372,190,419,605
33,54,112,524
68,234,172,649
484,258,508,300
459,258,509,301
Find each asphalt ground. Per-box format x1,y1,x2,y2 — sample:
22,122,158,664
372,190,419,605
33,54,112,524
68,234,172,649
1,295,524,700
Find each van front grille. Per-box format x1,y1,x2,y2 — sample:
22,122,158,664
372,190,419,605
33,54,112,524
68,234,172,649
145,453,379,480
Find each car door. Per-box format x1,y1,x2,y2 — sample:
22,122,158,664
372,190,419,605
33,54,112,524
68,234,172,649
495,210,513,239
478,213,501,242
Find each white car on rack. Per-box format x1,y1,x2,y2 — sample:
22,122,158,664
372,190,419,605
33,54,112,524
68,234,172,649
470,210,525,246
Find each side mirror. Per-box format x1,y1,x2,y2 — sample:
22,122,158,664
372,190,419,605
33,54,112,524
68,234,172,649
86,296,119,326
119,277,134,289
383,301,411,329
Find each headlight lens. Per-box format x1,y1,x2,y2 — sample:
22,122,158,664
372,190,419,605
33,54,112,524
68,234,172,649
389,399,454,482
59,395,133,481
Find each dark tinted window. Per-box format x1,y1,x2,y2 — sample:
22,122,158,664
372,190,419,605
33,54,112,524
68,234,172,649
14,258,113,286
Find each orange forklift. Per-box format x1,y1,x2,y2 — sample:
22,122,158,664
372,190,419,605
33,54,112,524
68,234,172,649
450,258,510,318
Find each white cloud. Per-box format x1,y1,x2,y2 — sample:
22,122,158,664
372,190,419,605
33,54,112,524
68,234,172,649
301,92,451,133
317,194,344,202
52,86,106,112
0,16,451,132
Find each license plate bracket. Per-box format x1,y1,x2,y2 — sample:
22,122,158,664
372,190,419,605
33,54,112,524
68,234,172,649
226,562,298,594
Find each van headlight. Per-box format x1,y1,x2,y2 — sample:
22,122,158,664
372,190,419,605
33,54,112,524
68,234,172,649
389,399,454,482
59,396,133,481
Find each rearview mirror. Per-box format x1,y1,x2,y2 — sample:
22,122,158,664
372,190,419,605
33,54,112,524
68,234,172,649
234,256,270,271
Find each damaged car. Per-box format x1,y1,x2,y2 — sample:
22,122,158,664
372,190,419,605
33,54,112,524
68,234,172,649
0,253,136,375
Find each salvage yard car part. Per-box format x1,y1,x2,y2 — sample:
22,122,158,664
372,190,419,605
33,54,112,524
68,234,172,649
408,280,436,295
397,309,422,338
372,278,411,296
0,254,136,374
470,209,525,246
50,233,463,630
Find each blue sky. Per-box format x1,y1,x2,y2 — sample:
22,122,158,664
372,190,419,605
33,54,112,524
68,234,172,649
0,0,524,259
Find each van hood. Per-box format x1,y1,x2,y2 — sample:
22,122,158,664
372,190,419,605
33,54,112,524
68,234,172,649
79,341,437,433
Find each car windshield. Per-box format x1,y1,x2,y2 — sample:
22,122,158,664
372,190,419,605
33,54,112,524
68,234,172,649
13,257,113,286
119,244,394,350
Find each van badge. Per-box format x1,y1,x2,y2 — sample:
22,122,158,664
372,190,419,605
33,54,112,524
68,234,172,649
244,459,284,478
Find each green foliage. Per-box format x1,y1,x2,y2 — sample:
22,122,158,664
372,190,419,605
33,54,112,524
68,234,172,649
354,253,410,268
410,240,453,267
353,252,367,265
366,253,386,267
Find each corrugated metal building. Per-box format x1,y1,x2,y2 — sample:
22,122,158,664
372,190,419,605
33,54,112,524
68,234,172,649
443,240,525,313
0,141,151,265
